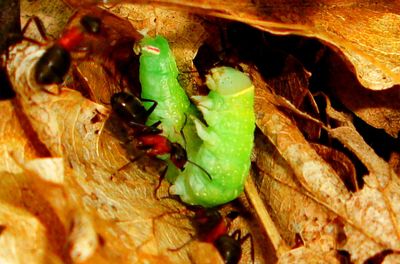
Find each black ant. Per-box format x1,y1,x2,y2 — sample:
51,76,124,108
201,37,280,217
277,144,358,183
191,208,253,264
110,91,188,170
155,207,253,264
34,15,101,86
109,91,212,197
110,91,214,171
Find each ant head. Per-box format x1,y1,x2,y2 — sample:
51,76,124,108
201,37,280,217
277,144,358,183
80,15,101,34
170,143,187,170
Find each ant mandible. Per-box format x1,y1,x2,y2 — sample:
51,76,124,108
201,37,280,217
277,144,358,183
34,15,101,86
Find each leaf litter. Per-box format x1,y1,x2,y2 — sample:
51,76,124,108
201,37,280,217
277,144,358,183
1,0,400,263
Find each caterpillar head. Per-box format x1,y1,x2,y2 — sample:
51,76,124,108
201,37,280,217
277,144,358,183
205,67,253,96
139,36,178,75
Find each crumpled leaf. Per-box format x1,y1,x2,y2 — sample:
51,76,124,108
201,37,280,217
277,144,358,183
0,197,59,263
323,50,400,138
68,0,400,91
252,68,400,262
21,0,74,39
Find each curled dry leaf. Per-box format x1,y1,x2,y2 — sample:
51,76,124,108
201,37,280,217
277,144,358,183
188,242,225,264
323,50,400,138
310,143,358,192
21,0,74,39
0,198,60,263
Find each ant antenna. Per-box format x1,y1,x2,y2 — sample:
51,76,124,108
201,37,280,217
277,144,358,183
179,113,189,149
187,160,212,180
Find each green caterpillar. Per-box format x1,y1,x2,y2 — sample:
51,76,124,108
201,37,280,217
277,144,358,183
171,67,255,207
139,36,201,181
139,36,255,207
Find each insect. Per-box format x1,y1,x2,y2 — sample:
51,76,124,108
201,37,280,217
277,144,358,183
34,15,101,86
139,35,194,144
138,36,255,207
110,91,188,170
69,7,143,100
163,208,252,264
0,0,27,100
193,208,252,264
170,66,255,207
110,92,211,194
138,35,203,183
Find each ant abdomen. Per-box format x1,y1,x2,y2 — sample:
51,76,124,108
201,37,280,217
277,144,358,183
215,234,242,264
35,44,71,85
111,92,149,126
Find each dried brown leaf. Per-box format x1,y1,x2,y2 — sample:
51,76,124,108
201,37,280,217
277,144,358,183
6,38,195,262
323,51,400,138
311,143,358,192
277,247,340,264
0,198,62,263
252,71,400,262
74,0,400,91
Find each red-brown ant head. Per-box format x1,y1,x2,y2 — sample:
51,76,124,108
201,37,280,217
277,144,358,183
170,143,188,170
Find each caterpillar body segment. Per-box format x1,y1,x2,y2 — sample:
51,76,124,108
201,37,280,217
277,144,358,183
172,67,255,207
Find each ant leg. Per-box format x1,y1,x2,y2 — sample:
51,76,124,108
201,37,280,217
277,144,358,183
187,160,212,180
41,85,62,96
109,154,143,180
144,120,162,134
154,166,167,200
140,98,158,117
148,209,193,251
21,16,48,44
232,230,254,264
133,121,162,137
179,113,188,148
